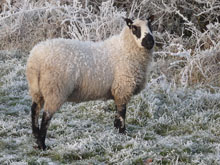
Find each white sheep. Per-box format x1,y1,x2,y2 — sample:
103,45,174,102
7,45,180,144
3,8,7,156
26,17,155,150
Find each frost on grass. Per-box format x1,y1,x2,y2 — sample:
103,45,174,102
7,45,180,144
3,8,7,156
0,0,220,164
1,56,220,164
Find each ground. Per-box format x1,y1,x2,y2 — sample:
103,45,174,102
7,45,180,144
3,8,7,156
0,51,219,164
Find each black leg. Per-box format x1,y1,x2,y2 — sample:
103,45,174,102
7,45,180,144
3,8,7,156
37,111,53,150
31,102,40,139
114,104,126,133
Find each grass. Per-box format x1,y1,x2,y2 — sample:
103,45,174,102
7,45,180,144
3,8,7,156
0,52,220,165
1,53,219,164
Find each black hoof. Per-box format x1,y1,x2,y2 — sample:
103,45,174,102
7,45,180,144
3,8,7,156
114,118,126,134
114,118,121,129
119,126,126,134
36,139,46,150
37,143,47,150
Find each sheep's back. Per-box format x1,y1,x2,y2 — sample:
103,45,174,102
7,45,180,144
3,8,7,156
29,38,114,102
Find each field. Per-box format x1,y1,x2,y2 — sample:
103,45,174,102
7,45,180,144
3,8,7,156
0,0,220,164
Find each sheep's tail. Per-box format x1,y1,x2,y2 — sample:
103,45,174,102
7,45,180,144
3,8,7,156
26,60,44,107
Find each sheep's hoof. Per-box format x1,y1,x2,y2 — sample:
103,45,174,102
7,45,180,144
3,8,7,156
38,144,47,150
34,144,47,150
114,118,121,129
119,127,126,134
114,118,126,134
36,139,47,150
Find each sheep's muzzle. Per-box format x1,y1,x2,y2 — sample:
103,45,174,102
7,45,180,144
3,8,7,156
141,33,154,50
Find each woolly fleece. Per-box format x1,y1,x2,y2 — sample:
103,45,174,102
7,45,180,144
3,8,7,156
26,19,154,113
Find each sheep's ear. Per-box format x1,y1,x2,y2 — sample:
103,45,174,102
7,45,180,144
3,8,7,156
124,18,133,28
147,15,154,23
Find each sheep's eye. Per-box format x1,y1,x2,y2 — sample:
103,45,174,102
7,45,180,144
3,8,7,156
132,25,141,38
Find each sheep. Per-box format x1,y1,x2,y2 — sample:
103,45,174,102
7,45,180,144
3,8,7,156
26,16,155,150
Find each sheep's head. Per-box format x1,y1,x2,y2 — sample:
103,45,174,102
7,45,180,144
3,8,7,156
124,16,155,50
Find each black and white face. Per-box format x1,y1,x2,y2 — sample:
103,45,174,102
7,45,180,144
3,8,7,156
124,16,155,50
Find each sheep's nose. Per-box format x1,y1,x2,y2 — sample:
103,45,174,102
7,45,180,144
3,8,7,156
141,33,154,50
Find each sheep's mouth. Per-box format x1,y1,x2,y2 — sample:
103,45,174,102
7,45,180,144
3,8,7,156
141,33,154,50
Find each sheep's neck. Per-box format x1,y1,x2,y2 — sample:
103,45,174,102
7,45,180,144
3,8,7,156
120,27,151,64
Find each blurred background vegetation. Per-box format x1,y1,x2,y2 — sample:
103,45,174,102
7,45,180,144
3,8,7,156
0,0,219,89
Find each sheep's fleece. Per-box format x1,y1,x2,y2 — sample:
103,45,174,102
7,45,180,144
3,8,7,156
27,19,153,112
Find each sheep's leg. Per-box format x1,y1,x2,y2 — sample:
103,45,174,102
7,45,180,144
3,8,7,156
114,104,126,133
31,102,41,140
37,111,53,150
111,75,134,134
